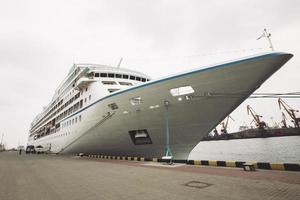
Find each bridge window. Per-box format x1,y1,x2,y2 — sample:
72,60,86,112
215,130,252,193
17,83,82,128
122,74,129,79
95,73,100,77
108,73,114,78
130,75,135,80
100,73,107,77
116,74,122,78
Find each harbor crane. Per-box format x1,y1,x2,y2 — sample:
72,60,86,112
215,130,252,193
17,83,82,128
220,115,235,134
278,98,300,128
281,112,288,128
247,105,267,129
212,115,234,136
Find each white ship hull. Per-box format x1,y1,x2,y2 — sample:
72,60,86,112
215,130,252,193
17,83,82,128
28,52,292,159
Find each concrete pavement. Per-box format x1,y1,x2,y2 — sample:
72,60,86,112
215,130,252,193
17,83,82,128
0,151,300,200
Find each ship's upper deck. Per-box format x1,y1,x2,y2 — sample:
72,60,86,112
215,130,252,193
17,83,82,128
30,63,151,129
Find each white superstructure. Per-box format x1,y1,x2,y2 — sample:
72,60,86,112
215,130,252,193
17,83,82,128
28,52,293,159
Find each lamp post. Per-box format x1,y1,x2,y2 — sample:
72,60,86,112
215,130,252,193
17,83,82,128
163,100,173,163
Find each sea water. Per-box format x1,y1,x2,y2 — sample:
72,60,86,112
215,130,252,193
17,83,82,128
189,136,300,163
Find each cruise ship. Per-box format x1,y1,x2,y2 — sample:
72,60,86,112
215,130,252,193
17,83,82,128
27,52,293,159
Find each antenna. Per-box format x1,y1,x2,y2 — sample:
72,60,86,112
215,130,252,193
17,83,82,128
117,57,123,68
257,28,274,51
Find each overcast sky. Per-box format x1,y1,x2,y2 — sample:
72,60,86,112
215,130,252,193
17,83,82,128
0,0,299,148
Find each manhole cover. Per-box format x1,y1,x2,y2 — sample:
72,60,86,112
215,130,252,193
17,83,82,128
184,181,212,189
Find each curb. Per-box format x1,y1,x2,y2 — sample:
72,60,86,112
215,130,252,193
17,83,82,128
75,154,300,172
188,160,300,171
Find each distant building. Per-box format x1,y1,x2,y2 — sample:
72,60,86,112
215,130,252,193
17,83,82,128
0,144,5,151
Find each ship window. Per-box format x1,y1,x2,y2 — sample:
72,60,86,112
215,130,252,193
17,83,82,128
130,75,135,80
141,78,146,82
129,129,152,145
102,81,117,85
136,77,141,81
119,82,133,86
170,86,195,97
130,96,142,105
100,73,108,77
108,103,118,110
86,87,88,92
72,119,74,124
89,95,91,100
146,79,150,81
95,73,100,77
122,74,129,79
116,74,122,78
79,115,81,122
108,89,120,93
75,117,77,123
108,73,114,78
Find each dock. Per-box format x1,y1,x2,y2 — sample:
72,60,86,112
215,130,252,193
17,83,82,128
0,151,300,200
202,128,300,141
